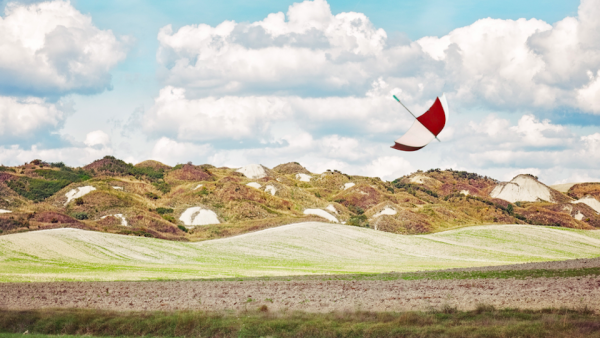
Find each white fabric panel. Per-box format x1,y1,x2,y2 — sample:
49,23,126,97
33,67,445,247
394,119,436,147
439,94,450,120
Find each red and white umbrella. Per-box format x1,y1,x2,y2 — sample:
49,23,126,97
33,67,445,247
391,94,449,151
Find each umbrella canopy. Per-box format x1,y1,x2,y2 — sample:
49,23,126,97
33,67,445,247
392,94,449,151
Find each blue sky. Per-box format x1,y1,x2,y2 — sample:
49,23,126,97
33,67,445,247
0,0,598,184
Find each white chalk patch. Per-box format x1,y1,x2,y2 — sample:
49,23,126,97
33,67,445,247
246,182,261,189
409,175,428,184
296,173,311,182
236,164,267,179
193,184,203,190
0,209,12,214
112,186,123,190
101,214,128,226
65,186,96,205
179,207,220,227
572,196,600,214
265,185,277,196
460,190,470,196
326,204,338,214
303,209,339,223
490,175,553,203
343,182,355,190
574,211,585,221
374,207,397,218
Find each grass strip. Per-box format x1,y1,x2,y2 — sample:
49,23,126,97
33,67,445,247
1,307,599,338
175,266,600,283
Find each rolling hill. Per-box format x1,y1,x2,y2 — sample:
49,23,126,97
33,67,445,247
1,222,599,282
0,157,599,242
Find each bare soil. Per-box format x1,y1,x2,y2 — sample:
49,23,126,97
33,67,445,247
2,260,600,313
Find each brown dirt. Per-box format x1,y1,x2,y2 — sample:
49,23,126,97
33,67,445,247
134,160,172,170
272,162,311,175
2,275,599,313
569,183,600,200
167,164,213,182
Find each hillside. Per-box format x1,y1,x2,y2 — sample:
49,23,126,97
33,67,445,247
0,157,599,241
1,222,599,282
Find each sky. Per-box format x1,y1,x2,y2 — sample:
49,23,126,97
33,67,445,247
0,0,599,184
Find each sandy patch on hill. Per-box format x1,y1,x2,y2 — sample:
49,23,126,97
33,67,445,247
343,182,355,190
64,186,96,205
490,175,553,203
112,186,123,190
236,164,267,179
193,184,203,190
265,185,277,196
0,209,11,214
179,207,220,227
302,209,338,223
100,214,128,226
573,196,600,213
325,204,337,214
246,182,261,189
296,173,311,182
374,207,397,218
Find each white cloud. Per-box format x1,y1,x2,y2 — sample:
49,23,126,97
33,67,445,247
362,156,413,181
156,0,600,114
0,0,128,97
150,137,211,165
84,130,110,147
0,143,112,167
0,95,64,138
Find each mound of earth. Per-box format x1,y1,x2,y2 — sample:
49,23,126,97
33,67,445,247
568,183,600,200
167,164,213,182
273,162,311,175
135,160,172,170
490,174,567,203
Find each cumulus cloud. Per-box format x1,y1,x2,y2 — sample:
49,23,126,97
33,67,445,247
156,0,600,114
150,137,212,165
84,130,110,148
0,95,64,139
0,0,128,97
0,143,112,167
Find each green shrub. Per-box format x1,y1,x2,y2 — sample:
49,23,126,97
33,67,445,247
0,166,15,173
347,214,368,227
75,197,84,206
153,181,171,194
72,212,89,220
7,177,70,202
162,215,176,223
177,225,188,232
156,207,174,215
145,192,160,200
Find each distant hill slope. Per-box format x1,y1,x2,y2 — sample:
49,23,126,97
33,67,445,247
1,222,599,282
0,157,599,241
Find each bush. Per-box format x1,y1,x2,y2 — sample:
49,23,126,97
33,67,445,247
153,181,171,194
156,207,174,215
145,192,160,200
162,215,176,223
7,177,71,202
177,225,188,233
72,212,88,220
75,197,84,206
507,203,514,215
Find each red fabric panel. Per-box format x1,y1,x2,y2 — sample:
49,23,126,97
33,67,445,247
416,97,446,136
391,142,426,152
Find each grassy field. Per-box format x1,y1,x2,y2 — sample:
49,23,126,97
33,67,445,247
1,222,600,282
1,307,600,338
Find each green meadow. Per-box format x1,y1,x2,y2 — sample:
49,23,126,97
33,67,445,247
1,222,600,282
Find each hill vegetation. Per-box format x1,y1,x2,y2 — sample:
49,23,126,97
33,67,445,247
0,156,598,241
